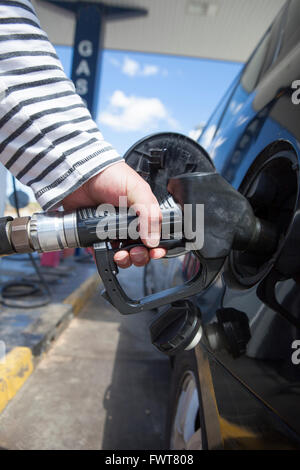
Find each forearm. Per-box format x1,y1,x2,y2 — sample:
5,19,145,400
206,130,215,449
0,0,121,210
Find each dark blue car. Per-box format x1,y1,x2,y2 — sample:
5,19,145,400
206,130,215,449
146,0,300,450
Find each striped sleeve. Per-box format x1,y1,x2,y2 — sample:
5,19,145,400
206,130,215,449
0,0,122,210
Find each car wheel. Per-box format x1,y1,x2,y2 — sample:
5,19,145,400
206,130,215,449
165,349,207,450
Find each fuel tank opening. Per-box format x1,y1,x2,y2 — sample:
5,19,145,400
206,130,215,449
230,149,299,287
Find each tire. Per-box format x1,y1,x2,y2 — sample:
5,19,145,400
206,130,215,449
165,349,207,450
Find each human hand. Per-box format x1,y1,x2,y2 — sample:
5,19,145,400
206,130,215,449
62,161,166,268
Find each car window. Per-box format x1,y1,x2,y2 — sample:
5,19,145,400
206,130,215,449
199,3,287,146
275,0,300,63
242,1,289,92
241,28,272,93
212,26,275,133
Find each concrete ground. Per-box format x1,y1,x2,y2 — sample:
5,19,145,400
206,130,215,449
0,266,171,450
0,253,97,354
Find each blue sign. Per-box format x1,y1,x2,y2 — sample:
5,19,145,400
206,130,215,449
71,4,103,119
42,1,147,119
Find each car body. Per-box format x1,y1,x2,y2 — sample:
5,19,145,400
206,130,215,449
146,0,300,450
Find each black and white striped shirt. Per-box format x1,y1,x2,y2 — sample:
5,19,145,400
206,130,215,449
0,0,122,210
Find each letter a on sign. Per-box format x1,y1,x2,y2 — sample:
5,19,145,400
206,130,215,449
76,60,91,76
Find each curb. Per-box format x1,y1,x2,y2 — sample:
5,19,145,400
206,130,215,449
0,272,100,415
63,272,101,315
0,347,33,414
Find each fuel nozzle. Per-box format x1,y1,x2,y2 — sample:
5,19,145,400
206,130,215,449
168,171,279,259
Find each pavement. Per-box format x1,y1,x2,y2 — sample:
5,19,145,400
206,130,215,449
0,253,97,354
0,266,171,450
0,252,99,415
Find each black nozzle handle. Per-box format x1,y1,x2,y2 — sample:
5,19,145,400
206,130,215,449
94,241,224,314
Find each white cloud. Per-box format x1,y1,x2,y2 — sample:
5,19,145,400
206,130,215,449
122,57,140,77
119,56,161,77
99,90,180,132
110,90,130,108
143,65,159,76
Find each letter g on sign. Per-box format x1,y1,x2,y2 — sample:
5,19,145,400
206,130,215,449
78,40,93,57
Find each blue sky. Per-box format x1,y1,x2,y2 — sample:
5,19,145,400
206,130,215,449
8,47,242,200
57,46,242,154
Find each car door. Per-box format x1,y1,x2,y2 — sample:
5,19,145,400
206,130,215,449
195,0,300,448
